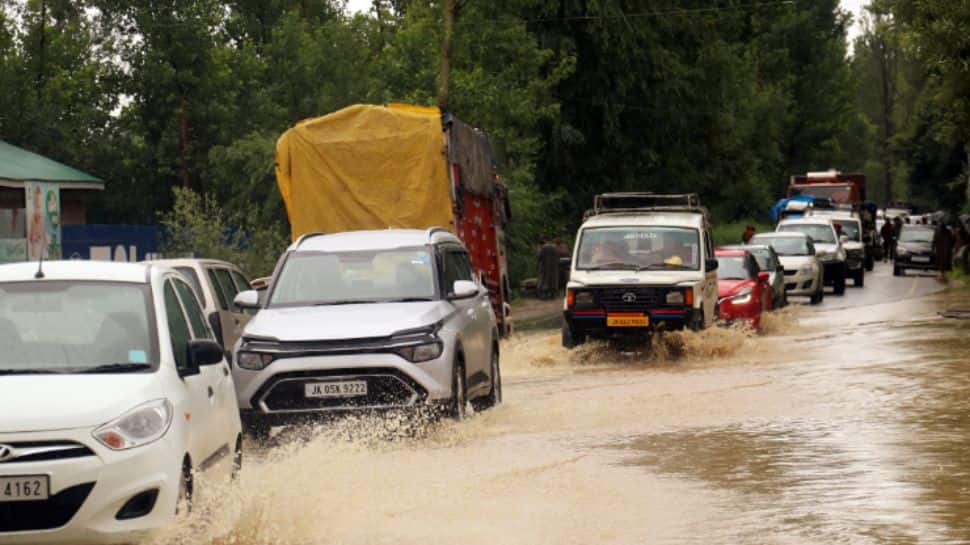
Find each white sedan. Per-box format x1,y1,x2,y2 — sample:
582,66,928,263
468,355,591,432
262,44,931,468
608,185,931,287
0,261,242,545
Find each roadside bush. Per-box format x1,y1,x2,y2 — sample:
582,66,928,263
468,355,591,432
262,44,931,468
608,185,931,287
159,188,290,278
712,220,773,247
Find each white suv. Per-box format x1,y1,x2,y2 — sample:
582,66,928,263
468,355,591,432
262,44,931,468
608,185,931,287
562,193,719,347
231,229,501,439
0,261,241,545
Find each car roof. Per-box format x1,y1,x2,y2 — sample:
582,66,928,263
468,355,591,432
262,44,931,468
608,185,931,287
581,212,705,229
0,260,150,284
778,218,835,228
145,258,239,269
715,247,748,257
292,228,462,253
751,232,810,240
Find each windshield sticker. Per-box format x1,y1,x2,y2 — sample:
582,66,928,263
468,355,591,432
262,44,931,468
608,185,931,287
128,350,148,364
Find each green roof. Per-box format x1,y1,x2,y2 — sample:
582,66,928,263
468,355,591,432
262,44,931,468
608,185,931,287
0,140,104,187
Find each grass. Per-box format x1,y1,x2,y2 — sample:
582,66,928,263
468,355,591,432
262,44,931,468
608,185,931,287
711,220,773,247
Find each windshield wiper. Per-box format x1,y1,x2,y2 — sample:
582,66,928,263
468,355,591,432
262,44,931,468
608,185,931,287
586,262,639,271
382,297,434,303
77,363,152,374
313,300,374,306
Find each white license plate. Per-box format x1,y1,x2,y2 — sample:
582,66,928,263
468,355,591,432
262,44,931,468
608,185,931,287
305,381,368,399
912,256,931,263
0,476,49,502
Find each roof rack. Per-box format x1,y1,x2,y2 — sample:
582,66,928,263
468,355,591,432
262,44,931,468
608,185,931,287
586,192,708,219
293,232,326,248
426,227,451,241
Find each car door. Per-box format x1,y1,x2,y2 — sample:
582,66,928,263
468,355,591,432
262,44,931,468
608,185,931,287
163,278,220,464
171,277,235,470
213,267,247,349
441,247,489,393
702,229,718,325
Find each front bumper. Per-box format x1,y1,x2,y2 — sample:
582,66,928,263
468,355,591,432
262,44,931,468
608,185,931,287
0,428,181,545
896,253,936,270
233,352,450,417
717,297,762,327
782,269,818,295
564,305,697,337
846,250,864,270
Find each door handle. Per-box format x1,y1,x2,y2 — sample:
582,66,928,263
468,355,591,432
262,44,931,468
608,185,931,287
207,386,215,398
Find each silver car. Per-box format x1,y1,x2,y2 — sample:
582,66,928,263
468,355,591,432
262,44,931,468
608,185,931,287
231,228,502,439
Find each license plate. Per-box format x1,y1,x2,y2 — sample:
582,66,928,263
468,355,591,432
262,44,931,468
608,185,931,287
912,256,931,263
305,381,368,399
607,315,650,327
0,476,49,502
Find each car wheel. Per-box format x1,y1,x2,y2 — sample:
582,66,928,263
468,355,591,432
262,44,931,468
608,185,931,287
472,346,502,412
865,255,875,271
244,419,271,445
176,459,193,515
854,268,865,287
689,306,705,331
810,279,823,305
231,436,242,481
448,357,468,420
834,267,846,295
561,321,585,349
893,265,903,277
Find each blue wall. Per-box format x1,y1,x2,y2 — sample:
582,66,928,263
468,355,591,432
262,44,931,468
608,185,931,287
62,224,162,262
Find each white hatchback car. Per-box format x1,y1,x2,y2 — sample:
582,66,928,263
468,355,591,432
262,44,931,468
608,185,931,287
231,229,502,438
0,261,241,545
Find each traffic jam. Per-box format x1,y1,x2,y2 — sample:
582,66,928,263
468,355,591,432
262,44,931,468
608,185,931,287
0,105,955,545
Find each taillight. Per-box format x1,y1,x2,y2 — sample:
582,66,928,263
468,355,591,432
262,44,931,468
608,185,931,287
685,289,694,306
566,290,575,307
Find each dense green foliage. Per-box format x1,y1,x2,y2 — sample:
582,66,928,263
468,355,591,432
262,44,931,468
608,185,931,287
1,0,965,282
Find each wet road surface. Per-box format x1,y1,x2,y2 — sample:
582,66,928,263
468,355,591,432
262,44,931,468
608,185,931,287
164,262,969,545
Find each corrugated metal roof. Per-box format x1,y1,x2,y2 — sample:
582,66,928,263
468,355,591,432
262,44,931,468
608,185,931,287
0,140,104,186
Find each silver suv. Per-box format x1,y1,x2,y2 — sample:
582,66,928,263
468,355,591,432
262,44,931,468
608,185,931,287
231,229,501,439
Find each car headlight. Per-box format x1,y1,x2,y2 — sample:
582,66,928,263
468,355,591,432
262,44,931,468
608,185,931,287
237,351,275,370
94,399,172,450
897,246,911,256
574,291,595,306
730,287,753,305
799,264,815,275
666,290,685,304
395,342,443,362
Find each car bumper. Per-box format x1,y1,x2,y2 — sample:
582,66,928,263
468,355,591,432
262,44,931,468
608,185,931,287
783,270,818,295
896,255,936,269
233,351,452,416
0,428,181,545
564,305,696,336
846,253,864,270
717,298,762,327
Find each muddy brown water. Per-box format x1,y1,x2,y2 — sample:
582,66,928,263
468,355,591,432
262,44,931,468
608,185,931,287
157,263,969,545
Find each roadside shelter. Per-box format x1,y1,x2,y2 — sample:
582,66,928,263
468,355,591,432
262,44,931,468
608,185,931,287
0,140,105,262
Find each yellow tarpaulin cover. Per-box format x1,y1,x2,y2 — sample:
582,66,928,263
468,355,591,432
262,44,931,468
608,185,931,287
275,104,454,241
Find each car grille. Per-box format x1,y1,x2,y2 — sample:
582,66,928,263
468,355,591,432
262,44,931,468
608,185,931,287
784,269,798,276
0,482,94,532
255,368,428,413
0,441,95,464
580,286,670,312
785,283,797,290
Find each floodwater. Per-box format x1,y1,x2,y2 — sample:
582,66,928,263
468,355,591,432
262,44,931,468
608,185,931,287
159,263,970,545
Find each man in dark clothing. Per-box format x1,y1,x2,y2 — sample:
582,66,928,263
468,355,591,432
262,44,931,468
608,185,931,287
742,224,756,244
880,221,895,262
536,237,560,299
934,223,954,279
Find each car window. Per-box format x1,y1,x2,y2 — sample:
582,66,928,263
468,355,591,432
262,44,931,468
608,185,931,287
442,249,473,293
230,270,251,292
778,223,836,244
213,269,239,308
164,280,192,370
175,266,205,305
716,256,750,280
207,268,230,311
173,278,212,340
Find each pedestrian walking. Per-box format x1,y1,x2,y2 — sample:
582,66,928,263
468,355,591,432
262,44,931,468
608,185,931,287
742,224,756,244
536,236,560,300
880,220,895,262
934,222,954,280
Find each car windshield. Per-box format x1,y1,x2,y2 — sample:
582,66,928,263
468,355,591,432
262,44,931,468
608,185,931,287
0,281,156,374
747,248,774,270
576,226,701,271
269,247,437,307
834,220,861,241
899,227,934,243
752,235,811,256
778,223,835,244
716,256,750,280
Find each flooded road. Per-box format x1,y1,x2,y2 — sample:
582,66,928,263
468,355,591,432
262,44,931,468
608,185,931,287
167,263,969,545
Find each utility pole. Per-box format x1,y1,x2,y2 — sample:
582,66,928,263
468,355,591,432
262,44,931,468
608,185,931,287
438,0,457,110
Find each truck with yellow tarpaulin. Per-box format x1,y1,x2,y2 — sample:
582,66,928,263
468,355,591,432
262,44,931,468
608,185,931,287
274,103,512,335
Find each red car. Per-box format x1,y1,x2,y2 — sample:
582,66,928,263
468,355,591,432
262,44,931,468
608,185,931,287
715,248,774,330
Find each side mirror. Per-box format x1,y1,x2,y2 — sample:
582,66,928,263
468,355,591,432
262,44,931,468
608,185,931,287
705,258,719,272
188,339,225,367
234,289,260,310
451,280,479,300
758,271,770,282
839,235,849,245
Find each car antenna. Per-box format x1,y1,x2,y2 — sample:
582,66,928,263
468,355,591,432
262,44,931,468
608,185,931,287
34,254,45,279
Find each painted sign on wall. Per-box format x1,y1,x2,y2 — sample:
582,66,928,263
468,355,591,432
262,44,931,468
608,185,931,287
24,182,61,260
0,239,26,264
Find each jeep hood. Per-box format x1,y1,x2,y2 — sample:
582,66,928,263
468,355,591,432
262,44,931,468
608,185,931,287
243,301,453,342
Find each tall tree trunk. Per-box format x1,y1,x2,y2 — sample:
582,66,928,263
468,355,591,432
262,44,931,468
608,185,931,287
876,30,896,204
36,0,46,89
437,0,457,110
